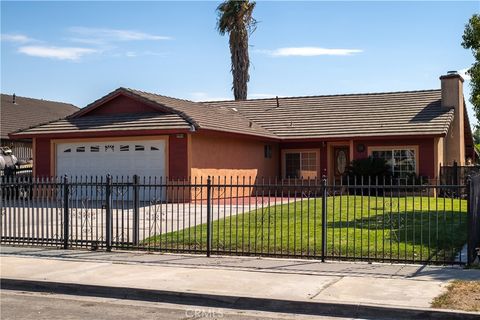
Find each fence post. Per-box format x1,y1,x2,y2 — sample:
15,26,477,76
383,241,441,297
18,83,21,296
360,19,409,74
466,175,473,266
63,175,69,250
133,175,140,246
206,176,212,257
453,161,458,186
321,176,327,262
105,174,113,252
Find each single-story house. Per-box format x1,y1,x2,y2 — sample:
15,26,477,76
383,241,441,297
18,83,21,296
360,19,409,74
1,93,78,161
9,72,475,190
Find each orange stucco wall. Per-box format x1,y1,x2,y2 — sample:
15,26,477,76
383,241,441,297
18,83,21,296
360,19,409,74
190,132,279,179
189,131,279,199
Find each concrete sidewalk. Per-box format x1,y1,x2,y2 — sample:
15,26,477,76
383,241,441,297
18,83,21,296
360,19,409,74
1,246,479,319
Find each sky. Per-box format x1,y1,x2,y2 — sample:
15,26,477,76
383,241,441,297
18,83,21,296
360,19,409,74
1,1,479,127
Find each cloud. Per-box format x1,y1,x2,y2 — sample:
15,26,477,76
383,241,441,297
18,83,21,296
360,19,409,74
18,46,97,60
111,51,166,58
7,27,169,62
68,27,171,44
1,33,35,43
262,47,363,57
190,92,231,102
458,68,471,81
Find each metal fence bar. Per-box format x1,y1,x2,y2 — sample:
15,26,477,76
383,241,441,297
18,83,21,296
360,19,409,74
133,175,140,246
63,176,69,249
321,177,327,262
105,175,112,252
467,175,480,265
206,176,212,257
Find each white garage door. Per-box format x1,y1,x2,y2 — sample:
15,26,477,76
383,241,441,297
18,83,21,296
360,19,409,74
56,140,166,179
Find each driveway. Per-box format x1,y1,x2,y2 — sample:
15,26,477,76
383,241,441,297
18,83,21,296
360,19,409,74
1,197,296,245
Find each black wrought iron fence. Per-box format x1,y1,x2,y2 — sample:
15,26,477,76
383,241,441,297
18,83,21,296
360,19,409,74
467,174,480,265
0,175,475,265
440,162,480,186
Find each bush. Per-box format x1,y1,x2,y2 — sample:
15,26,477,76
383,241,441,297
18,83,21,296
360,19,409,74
344,157,392,185
342,157,429,195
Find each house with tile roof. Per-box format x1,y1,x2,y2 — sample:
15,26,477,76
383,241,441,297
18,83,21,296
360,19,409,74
1,94,78,161
9,72,475,190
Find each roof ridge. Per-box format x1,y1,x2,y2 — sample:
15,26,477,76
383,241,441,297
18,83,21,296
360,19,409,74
122,87,199,105
200,89,442,103
123,88,276,137
0,93,78,108
121,88,200,129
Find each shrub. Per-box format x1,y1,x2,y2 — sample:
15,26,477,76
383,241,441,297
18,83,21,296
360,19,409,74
344,157,391,184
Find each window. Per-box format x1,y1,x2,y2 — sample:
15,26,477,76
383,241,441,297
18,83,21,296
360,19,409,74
371,148,416,178
285,153,300,178
63,148,71,153
151,146,159,151
76,146,85,153
264,145,272,158
135,145,145,151
90,146,100,152
120,145,129,152
284,151,318,179
105,145,114,152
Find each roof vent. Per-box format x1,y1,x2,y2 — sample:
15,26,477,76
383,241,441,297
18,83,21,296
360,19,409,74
12,93,16,104
249,121,253,128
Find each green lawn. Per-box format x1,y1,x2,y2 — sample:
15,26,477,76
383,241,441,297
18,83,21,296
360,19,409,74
144,196,468,263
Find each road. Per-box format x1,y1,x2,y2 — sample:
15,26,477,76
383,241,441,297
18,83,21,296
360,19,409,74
1,290,358,320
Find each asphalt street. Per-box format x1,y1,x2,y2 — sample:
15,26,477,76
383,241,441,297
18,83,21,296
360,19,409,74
0,290,359,320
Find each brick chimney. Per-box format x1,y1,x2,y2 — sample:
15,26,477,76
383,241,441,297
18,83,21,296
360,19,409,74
440,71,465,165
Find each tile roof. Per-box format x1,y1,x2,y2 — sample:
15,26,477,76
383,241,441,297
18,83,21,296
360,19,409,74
1,94,79,140
11,88,455,140
203,89,454,139
15,113,191,135
13,88,275,139
121,88,276,138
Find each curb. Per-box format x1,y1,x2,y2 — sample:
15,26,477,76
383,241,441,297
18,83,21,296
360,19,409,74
2,278,479,320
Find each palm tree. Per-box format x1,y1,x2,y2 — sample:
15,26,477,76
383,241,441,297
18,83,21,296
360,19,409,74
217,0,257,100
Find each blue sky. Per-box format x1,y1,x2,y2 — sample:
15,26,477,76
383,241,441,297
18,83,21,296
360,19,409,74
1,1,479,126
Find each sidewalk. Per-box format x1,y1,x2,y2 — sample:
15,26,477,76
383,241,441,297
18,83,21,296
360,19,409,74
1,246,479,319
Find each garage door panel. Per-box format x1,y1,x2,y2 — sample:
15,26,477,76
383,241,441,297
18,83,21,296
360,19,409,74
56,140,167,200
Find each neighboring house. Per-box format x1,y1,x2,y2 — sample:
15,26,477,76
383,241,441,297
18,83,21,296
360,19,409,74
9,72,475,190
1,94,79,161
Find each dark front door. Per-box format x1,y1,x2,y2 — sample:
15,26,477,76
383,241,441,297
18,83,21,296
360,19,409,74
333,146,349,183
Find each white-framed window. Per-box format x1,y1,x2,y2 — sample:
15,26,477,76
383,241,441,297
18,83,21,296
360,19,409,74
369,147,417,178
283,150,319,179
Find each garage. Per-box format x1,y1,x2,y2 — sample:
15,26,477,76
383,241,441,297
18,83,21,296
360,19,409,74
56,140,167,179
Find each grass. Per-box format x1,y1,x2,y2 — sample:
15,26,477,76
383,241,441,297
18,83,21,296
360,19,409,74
144,195,468,262
432,280,480,311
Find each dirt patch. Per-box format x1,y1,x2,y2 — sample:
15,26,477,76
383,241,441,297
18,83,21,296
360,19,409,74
432,280,480,312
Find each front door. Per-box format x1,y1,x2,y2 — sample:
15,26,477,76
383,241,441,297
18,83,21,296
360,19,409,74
333,146,349,184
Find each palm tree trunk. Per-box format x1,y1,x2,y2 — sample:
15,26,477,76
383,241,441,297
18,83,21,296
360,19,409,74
230,29,249,100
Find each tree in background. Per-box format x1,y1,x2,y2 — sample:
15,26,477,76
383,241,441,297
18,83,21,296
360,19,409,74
462,14,480,127
474,127,480,154
217,0,257,100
